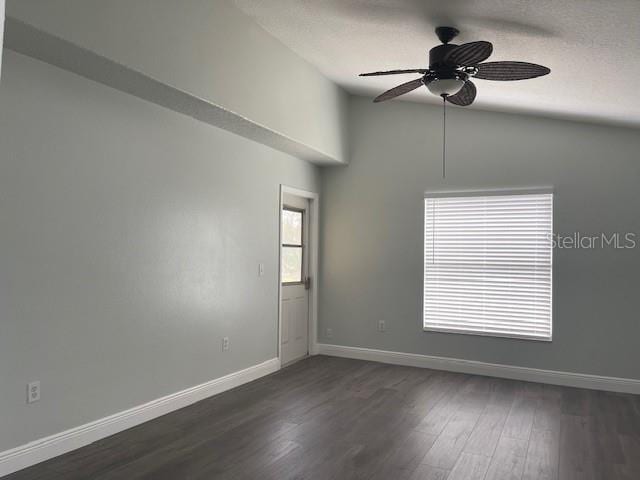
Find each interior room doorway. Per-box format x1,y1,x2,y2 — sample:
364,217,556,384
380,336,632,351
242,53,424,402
279,186,318,366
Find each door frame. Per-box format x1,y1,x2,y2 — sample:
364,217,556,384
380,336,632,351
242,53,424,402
278,185,319,365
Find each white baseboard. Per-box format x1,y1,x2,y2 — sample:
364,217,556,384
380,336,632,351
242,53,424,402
317,344,640,395
0,358,280,478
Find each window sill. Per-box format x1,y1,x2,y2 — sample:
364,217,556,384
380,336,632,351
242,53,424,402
423,327,552,342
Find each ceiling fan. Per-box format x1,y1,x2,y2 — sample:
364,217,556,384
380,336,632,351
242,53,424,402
359,26,550,106
359,27,550,177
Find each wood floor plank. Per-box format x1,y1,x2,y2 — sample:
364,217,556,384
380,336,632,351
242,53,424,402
560,387,591,416
3,356,640,480
464,402,511,456
502,391,537,440
558,414,595,480
617,434,640,480
532,386,563,433
381,430,438,472
446,452,491,480
484,435,528,480
0,467,64,480
409,464,449,480
420,392,488,470
414,374,471,436
404,372,460,416
522,428,560,480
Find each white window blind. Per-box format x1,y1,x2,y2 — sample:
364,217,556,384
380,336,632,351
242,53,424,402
424,190,553,341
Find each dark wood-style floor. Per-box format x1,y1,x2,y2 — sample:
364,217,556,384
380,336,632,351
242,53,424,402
5,356,640,480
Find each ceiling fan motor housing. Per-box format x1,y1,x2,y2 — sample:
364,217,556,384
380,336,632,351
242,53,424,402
426,44,468,97
429,44,459,69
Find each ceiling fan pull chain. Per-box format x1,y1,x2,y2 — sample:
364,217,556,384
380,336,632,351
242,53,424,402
442,96,446,179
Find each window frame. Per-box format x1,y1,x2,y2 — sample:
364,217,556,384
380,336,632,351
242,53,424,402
281,206,305,286
422,187,554,342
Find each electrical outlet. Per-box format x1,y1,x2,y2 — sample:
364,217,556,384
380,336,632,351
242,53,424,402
378,320,386,332
27,381,40,404
326,328,333,339
222,336,230,352
258,263,264,277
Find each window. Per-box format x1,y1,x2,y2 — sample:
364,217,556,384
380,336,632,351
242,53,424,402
424,190,553,341
282,208,304,284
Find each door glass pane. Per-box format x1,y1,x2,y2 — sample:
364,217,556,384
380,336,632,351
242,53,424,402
282,209,303,246
282,246,302,283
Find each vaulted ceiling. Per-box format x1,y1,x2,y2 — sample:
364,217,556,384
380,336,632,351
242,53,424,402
235,0,640,127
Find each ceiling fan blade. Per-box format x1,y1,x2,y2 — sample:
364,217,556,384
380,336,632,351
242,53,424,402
475,61,550,80
446,81,477,106
444,41,493,66
373,78,424,103
360,68,428,77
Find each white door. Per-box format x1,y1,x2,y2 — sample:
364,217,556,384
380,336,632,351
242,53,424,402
280,194,310,365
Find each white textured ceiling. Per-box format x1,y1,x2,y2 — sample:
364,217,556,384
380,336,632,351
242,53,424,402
234,0,640,128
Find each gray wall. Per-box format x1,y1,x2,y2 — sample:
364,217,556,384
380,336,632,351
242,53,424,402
7,0,349,164
320,95,640,380
0,51,319,452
